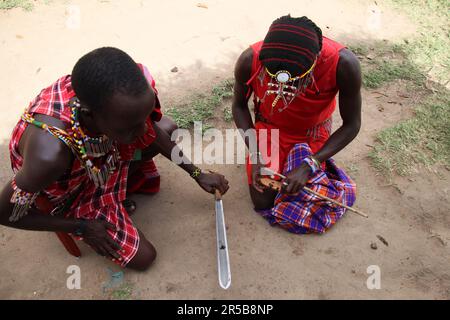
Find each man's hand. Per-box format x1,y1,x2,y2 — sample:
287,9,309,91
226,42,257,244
195,172,229,195
82,220,123,261
281,162,312,195
251,162,268,193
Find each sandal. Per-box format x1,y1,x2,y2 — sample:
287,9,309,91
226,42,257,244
122,198,137,215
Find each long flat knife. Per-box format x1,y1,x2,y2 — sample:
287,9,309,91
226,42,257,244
214,189,231,289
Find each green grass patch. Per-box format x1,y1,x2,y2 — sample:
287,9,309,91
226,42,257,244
0,0,34,10
388,0,450,85
348,44,370,57
364,0,450,177
369,90,450,176
166,79,233,129
108,282,134,300
363,58,425,89
223,105,233,122
349,41,426,89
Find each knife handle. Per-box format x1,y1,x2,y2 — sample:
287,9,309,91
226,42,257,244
214,189,222,200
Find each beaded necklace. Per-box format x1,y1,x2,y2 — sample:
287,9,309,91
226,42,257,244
21,98,120,188
260,59,317,114
69,97,120,187
21,112,78,149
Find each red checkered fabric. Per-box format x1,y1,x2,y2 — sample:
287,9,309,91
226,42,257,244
9,64,162,266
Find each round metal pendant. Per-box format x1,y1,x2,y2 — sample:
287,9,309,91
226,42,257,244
275,70,291,83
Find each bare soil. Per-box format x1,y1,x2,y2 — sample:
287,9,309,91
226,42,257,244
0,0,448,299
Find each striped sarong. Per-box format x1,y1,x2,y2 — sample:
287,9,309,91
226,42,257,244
257,143,356,234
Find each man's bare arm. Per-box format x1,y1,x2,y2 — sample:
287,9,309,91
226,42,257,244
232,47,256,149
0,114,124,259
312,48,362,163
0,114,77,231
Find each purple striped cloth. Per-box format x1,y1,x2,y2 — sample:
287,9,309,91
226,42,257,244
257,143,356,234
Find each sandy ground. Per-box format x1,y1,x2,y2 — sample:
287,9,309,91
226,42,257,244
0,0,449,299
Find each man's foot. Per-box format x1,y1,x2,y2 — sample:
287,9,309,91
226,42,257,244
248,185,277,210
122,198,137,215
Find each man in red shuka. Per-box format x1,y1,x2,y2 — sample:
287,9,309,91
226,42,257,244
232,15,361,233
0,47,229,270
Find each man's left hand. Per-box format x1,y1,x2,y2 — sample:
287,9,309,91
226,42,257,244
281,162,312,195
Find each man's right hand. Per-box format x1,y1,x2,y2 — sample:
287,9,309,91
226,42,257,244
251,162,268,193
82,220,123,262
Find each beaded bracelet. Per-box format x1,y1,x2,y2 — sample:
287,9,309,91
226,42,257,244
9,178,38,222
191,168,202,179
310,155,321,169
302,156,320,174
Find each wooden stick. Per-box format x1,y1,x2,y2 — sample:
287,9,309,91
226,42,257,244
259,177,368,218
303,186,368,218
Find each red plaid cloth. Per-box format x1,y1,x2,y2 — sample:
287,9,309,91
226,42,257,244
257,143,356,234
9,64,162,266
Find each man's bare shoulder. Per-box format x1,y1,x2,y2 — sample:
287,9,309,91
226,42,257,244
16,114,73,192
234,47,254,84
337,48,362,92
338,48,361,76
